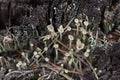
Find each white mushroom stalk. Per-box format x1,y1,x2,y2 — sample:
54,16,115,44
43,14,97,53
68,35,74,49
74,18,80,35
76,39,85,52
83,21,89,30
58,25,64,40
47,24,56,39
53,44,59,60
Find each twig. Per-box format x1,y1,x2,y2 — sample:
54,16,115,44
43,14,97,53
85,58,99,80
55,39,69,49
4,71,23,80
60,73,74,80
